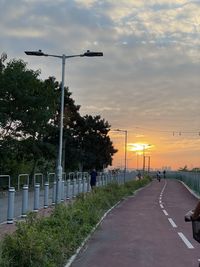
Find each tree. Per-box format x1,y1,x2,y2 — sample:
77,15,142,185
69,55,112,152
178,165,188,172
0,59,58,177
70,115,117,171
0,57,118,178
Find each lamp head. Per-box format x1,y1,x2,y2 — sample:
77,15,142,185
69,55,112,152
24,50,47,56
83,50,103,57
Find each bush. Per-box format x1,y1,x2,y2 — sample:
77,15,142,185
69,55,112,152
0,177,150,267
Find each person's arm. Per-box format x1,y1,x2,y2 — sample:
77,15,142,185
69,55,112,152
191,201,200,220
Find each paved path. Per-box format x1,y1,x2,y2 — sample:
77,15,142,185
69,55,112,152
71,179,200,267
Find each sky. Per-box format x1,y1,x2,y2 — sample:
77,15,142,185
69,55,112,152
1,0,200,170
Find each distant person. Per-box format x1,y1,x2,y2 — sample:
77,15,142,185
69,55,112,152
137,171,142,180
90,168,97,190
156,171,161,182
163,170,166,179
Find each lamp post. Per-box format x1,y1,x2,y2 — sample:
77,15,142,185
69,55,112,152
25,49,103,203
147,156,151,172
142,145,145,174
113,129,127,183
142,144,151,174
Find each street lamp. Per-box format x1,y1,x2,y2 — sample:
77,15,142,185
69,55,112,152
25,49,103,203
113,129,128,183
146,156,151,172
142,144,151,174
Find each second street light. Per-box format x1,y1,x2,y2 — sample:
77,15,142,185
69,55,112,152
113,129,127,183
25,49,103,203
142,144,151,174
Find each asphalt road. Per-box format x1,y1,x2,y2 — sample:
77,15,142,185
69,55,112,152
70,179,200,267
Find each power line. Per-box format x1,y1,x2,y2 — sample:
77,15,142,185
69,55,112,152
131,126,200,135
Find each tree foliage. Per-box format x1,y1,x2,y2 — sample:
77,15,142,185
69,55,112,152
71,115,117,171
0,57,117,178
0,60,59,177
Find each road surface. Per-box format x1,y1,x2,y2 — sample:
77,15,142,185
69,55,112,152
71,179,200,267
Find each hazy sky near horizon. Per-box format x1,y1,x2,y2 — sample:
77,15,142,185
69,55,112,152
1,0,200,169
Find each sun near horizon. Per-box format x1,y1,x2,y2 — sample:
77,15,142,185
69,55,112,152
109,130,199,171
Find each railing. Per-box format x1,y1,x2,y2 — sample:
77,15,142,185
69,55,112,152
0,170,137,224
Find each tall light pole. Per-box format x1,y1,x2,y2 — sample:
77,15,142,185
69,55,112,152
142,144,151,174
113,129,127,183
25,49,103,203
142,145,145,174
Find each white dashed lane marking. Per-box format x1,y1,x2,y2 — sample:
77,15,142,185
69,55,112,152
163,209,168,216
159,181,195,249
178,232,194,249
168,218,177,228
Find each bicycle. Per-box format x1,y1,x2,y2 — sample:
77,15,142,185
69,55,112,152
185,210,200,267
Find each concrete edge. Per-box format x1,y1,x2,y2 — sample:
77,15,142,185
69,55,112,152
64,180,151,267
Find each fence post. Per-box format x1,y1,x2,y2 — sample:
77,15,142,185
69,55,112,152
33,183,40,212
61,180,65,202
78,177,81,194
44,182,49,208
73,178,76,197
102,174,104,186
82,177,86,193
105,174,108,185
7,187,15,224
21,185,29,217
52,181,56,205
87,174,90,192
66,179,71,199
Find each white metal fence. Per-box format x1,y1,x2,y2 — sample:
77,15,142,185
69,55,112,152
0,170,137,224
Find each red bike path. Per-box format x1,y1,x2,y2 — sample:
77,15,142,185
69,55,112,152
71,179,200,267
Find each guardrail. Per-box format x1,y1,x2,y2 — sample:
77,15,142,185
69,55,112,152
0,171,137,224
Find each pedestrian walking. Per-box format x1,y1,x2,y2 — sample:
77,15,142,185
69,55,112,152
137,171,142,180
163,170,166,179
90,168,97,190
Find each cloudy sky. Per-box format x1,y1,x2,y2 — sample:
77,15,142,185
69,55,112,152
1,0,200,170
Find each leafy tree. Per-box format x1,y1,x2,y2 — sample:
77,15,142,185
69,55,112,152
69,115,117,171
0,59,58,177
178,165,188,172
0,57,117,178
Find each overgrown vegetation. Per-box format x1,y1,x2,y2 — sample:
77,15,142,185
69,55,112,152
0,178,150,267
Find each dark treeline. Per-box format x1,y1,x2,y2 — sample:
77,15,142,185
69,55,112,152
0,57,117,181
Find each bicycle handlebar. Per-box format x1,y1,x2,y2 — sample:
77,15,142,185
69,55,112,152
185,210,194,222
184,210,200,222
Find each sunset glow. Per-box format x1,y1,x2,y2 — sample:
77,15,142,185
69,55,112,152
128,143,153,153
3,1,200,171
